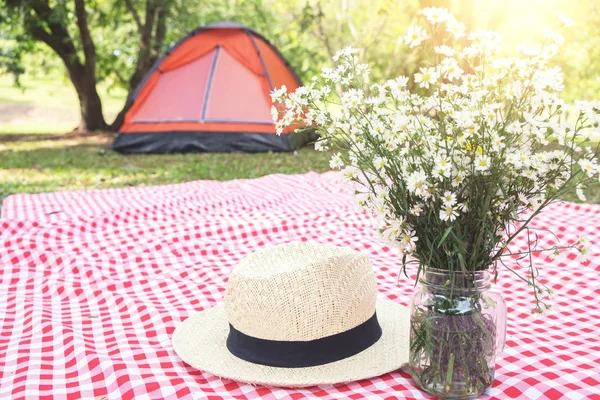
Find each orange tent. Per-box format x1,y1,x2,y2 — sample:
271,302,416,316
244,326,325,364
112,22,312,153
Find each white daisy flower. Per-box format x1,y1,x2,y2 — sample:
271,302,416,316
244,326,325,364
341,166,358,182
404,25,428,48
329,153,344,169
373,157,386,170
440,206,459,222
491,133,505,152
414,67,439,89
475,154,491,172
407,170,428,194
578,158,597,177
381,218,403,242
270,105,279,122
422,7,451,24
440,58,463,81
373,199,388,219
442,191,457,206
434,45,455,57
410,204,424,216
270,85,287,102
354,192,370,208
452,173,465,187
399,229,419,252
446,18,467,39
576,184,587,202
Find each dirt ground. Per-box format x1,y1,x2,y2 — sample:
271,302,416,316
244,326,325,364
0,130,114,143
0,103,78,123
0,102,115,142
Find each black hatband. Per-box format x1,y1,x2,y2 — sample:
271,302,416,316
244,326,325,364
226,312,382,368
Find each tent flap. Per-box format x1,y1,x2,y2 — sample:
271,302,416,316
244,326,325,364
205,49,272,123
132,50,216,123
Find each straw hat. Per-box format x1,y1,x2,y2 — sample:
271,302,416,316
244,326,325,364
172,242,409,388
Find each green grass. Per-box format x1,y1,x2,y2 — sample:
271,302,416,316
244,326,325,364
0,137,333,210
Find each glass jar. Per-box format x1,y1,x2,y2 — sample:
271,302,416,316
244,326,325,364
409,268,506,399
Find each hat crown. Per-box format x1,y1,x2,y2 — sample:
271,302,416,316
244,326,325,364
224,242,377,341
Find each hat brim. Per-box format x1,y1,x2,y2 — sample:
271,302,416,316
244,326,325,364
172,298,409,388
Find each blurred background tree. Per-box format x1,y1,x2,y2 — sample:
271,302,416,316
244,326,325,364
0,0,598,133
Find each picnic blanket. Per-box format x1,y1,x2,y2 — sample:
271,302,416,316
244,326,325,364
1,172,599,400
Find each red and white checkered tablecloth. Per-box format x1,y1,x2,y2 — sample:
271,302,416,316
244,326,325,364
1,172,599,400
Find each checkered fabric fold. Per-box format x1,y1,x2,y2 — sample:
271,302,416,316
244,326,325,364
1,172,599,400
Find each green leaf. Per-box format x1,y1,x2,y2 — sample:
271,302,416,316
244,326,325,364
437,226,453,248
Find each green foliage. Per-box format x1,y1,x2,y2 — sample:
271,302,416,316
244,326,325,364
2,0,600,103
1,0,599,132
557,2,600,102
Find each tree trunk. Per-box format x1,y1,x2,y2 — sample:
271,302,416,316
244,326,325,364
73,0,107,132
69,66,108,132
25,0,107,132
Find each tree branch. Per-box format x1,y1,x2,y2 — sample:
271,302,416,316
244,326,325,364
151,2,168,63
125,0,143,32
131,0,157,79
74,0,96,68
142,0,158,49
315,3,336,61
112,68,128,86
27,0,81,68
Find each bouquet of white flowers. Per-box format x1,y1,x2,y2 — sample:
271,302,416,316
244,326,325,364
273,7,599,312
273,7,599,398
